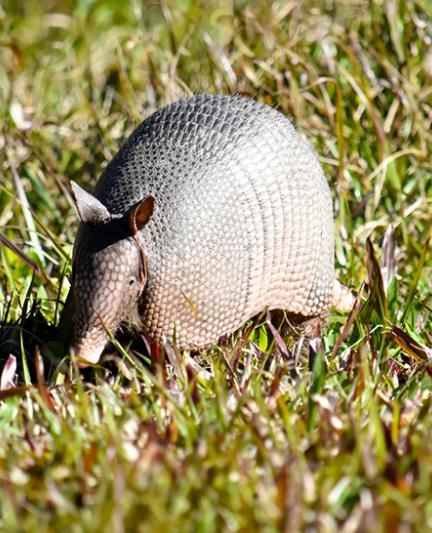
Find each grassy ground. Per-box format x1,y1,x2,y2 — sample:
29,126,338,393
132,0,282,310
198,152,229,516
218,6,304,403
1,0,432,530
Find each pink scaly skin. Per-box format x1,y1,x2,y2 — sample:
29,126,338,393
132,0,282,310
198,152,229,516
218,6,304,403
69,96,353,367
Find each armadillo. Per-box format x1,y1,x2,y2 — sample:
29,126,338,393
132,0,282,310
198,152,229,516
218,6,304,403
70,94,352,365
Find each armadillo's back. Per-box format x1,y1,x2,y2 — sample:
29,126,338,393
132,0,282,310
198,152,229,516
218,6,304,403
94,95,334,348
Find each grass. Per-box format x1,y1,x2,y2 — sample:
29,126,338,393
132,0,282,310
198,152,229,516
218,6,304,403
0,0,432,530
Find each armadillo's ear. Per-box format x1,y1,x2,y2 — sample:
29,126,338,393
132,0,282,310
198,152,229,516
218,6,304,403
127,196,155,235
70,181,111,225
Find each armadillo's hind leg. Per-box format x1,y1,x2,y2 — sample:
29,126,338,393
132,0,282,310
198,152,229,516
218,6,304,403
289,315,325,372
269,311,326,374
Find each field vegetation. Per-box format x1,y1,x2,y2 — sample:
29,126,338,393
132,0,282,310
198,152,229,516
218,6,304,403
0,0,431,530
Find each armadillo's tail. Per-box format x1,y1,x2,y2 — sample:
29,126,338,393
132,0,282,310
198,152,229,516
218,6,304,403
332,279,355,313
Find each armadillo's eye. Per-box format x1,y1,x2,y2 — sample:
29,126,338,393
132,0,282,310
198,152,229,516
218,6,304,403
128,278,135,287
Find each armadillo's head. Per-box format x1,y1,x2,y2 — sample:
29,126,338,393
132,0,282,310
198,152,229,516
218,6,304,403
70,182,155,366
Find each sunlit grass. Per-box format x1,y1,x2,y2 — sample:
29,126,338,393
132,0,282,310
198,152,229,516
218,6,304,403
0,0,431,530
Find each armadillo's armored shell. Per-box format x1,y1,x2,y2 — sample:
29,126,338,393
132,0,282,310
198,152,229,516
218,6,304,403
93,95,334,349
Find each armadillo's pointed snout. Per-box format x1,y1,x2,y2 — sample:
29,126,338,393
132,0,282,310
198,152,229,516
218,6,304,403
73,341,106,367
